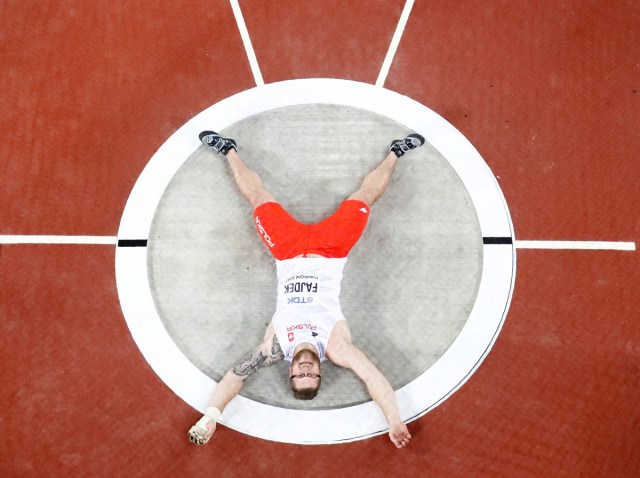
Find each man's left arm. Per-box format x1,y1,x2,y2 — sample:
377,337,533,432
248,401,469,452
329,340,411,448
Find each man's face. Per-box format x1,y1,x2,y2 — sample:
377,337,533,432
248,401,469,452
289,349,321,389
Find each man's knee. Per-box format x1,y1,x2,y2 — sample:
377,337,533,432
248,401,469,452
249,190,278,210
348,189,376,208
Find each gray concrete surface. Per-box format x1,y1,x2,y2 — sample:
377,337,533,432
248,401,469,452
148,104,482,410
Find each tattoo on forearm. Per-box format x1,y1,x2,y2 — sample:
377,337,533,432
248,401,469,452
271,335,283,357
232,335,284,379
232,350,267,377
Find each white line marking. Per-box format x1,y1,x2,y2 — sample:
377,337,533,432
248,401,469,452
229,0,264,86
2,236,634,251
376,0,415,87
516,240,636,251
0,235,117,245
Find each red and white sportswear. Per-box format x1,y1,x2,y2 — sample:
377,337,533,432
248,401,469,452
271,257,347,362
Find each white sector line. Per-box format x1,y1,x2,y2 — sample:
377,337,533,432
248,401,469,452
376,0,415,87
231,0,415,89
230,0,264,86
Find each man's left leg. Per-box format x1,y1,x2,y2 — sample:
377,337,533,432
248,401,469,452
348,134,425,207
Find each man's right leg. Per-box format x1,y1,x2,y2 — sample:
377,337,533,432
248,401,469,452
200,130,276,209
200,130,304,259
225,149,277,209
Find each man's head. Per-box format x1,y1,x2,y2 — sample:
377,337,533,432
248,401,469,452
289,348,321,400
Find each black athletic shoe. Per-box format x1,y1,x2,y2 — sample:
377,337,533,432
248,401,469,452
199,130,237,155
389,133,425,157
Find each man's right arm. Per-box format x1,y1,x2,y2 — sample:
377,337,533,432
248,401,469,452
188,323,284,444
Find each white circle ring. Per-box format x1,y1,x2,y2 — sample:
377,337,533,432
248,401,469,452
115,78,516,445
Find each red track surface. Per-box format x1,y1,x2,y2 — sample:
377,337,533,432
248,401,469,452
1,1,638,476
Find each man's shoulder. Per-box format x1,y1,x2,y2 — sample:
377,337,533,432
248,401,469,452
326,320,354,363
329,319,351,340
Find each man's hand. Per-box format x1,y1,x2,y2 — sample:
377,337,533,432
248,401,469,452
188,418,217,445
389,421,411,449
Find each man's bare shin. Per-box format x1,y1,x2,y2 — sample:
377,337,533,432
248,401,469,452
349,153,399,206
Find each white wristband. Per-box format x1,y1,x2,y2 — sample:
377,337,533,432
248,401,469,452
206,407,222,421
195,407,222,430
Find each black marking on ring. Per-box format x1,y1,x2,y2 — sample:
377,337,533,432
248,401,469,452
483,237,513,245
117,239,148,247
